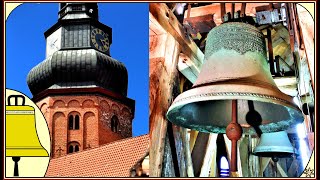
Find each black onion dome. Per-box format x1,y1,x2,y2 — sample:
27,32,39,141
27,49,128,96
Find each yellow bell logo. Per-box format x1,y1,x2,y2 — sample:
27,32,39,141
5,90,50,177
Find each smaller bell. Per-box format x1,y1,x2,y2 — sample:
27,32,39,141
253,131,294,158
253,131,295,177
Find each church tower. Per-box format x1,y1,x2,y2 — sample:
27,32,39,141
27,3,135,158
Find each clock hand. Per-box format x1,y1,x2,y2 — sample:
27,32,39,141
100,39,108,46
99,39,104,45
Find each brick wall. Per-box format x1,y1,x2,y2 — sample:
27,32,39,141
36,94,134,158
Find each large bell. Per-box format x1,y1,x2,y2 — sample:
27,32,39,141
6,95,48,176
253,131,295,158
166,22,303,134
6,99,48,157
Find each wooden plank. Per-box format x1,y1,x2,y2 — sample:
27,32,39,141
184,3,270,26
149,13,166,35
149,101,168,177
161,133,176,177
240,3,246,17
200,133,218,177
189,130,198,151
150,3,204,74
287,159,299,177
267,29,275,75
183,14,215,34
149,32,182,177
191,132,210,176
296,4,315,90
149,34,167,60
209,151,217,177
239,135,249,177
248,136,260,177
177,53,201,83
260,157,271,176
168,123,184,177
220,3,226,19
181,128,194,177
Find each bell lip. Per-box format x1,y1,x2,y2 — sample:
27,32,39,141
167,87,301,114
6,105,34,110
166,86,303,134
253,146,295,157
6,148,49,157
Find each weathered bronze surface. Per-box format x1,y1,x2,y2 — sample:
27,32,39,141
166,22,303,134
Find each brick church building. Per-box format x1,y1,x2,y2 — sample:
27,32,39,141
26,3,149,177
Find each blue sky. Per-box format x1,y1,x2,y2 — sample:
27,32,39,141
5,3,149,136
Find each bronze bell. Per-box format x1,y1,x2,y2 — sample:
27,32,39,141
166,22,303,134
253,131,295,177
253,131,295,157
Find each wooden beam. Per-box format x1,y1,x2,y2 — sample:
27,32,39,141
178,53,201,83
181,128,194,177
231,3,235,19
169,123,185,177
296,4,315,91
184,3,269,26
287,159,299,177
189,130,198,151
267,28,275,75
239,135,249,177
150,3,204,67
260,157,271,176
149,31,181,176
191,132,210,176
162,133,176,177
200,133,217,177
240,3,246,17
220,3,226,19
149,12,167,36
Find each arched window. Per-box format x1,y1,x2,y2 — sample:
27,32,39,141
75,145,79,152
68,114,80,130
68,142,80,154
75,115,80,129
68,115,74,130
111,115,119,132
68,145,74,153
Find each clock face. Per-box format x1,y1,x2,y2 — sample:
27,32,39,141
90,28,110,52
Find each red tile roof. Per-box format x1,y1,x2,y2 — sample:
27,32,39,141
45,134,149,177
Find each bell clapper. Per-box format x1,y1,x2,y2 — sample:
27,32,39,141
226,100,243,176
12,157,20,177
271,156,279,177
